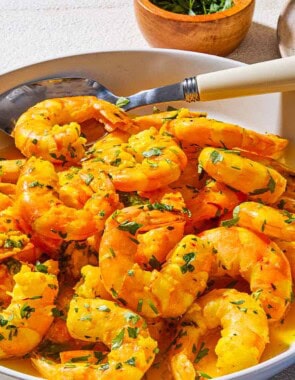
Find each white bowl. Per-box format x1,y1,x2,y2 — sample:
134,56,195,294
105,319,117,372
0,49,294,380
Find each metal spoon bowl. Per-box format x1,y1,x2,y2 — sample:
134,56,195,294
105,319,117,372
277,0,295,58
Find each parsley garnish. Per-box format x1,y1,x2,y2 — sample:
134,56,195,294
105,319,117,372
180,252,195,274
36,262,48,273
111,328,125,350
117,220,143,235
116,97,130,108
142,147,164,158
150,0,233,15
209,150,223,164
194,342,209,363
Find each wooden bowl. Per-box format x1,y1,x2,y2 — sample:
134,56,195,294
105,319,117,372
134,0,255,56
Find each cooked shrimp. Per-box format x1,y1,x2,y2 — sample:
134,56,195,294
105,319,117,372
275,240,295,280
199,226,292,321
185,180,246,234
133,108,206,132
0,206,35,261
0,260,58,358
275,174,295,213
0,159,26,184
0,261,16,309
169,152,208,203
85,127,187,191
74,265,113,301
16,157,119,245
0,193,13,212
198,148,287,204
58,164,120,230
125,191,186,267
235,201,295,242
59,241,98,282
13,96,133,164
99,205,214,318
163,117,288,158
35,284,108,366
32,296,157,380
169,289,269,378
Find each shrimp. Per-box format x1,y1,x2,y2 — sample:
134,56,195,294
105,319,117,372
84,127,187,191
235,201,295,242
185,180,246,234
133,108,206,132
275,174,295,213
74,265,113,301
162,116,288,158
198,148,287,204
0,193,14,211
99,205,214,318
275,240,295,280
0,206,36,261
169,151,208,203
169,289,269,378
13,96,133,164
199,226,292,321
0,260,58,358
0,159,26,184
58,164,120,217
16,156,119,246
120,191,186,267
0,260,16,309
33,297,157,379
59,241,99,282
37,282,108,362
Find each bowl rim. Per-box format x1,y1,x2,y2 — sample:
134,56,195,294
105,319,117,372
135,0,255,22
0,48,293,380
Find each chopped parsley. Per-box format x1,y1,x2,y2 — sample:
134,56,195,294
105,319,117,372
117,220,143,235
209,150,223,164
194,342,209,364
180,252,195,274
116,97,130,108
111,328,125,350
142,147,164,158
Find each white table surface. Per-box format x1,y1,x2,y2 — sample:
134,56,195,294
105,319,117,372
0,0,294,379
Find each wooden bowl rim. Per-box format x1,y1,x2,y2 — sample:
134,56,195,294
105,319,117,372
135,0,255,22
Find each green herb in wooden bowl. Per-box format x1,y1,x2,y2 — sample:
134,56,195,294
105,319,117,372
150,0,234,15
134,0,255,56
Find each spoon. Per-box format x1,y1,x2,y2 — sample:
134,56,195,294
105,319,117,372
0,55,295,136
277,0,295,58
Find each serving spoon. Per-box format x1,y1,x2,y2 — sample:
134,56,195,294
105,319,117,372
0,55,295,138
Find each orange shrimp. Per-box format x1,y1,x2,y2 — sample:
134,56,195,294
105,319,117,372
198,148,287,204
275,240,295,280
99,205,214,318
235,201,295,242
199,226,293,321
84,127,187,191
169,289,269,378
0,159,26,184
0,206,36,262
0,261,58,358
185,180,246,234
13,96,133,164
163,116,288,158
33,266,157,380
16,157,119,247
133,108,206,131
